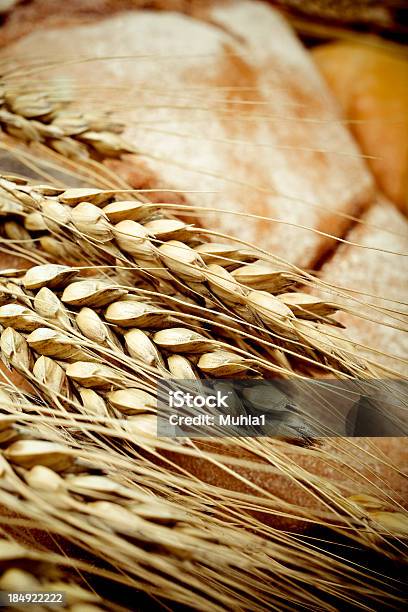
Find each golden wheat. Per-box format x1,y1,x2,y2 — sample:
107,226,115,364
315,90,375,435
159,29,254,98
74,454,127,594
0,65,406,612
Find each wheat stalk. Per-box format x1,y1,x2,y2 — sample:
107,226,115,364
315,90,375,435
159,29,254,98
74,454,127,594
0,244,407,608
1,378,407,611
0,69,406,612
0,78,136,161
1,175,379,383
0,263,349,431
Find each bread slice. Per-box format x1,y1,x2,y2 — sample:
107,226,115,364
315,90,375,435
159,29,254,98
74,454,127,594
0,0,374,266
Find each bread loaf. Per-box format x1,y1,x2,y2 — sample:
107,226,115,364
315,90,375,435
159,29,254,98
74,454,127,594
313,42,408,213
0,0,375,267
316,196,408,376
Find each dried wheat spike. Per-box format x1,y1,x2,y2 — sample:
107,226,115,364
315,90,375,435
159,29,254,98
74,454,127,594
0,80,136,159
0,377,406,612
1,176,371,377
0,257,372,393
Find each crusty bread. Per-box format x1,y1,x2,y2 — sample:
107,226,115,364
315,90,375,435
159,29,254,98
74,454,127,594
313,42,408,213
316,196,408,376
0,0,216,47
0,0,374,267
166,435,407,529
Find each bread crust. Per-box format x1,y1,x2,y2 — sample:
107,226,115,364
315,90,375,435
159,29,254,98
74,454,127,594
316,196,408,376
313,42,408,213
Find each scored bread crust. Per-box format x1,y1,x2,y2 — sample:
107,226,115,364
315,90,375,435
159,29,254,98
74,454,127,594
0,0,220,47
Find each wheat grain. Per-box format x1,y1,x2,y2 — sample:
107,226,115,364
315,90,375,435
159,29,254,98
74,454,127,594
33,355,68,395
61,280,127,308
33,287,72,328
5,440,74,471
0,304,42,332
76,307,119,349
25,464,64,491
124,413,158,439
231,260,296,292
24,210,48,232
167,354,198,379
195,242,257,266
152,328,215,354
205,263,246,304
280,292,339,318
103,200,148,223
124,328,165,368
58,188,115,206
197,350,250,376
26,327,90,362
105,300,165,328
23,264,78,290
112,219,156,260
3,219,31,242
107,389,157,415
71,202,113,243
0,327,31,370
159,240,206,281
77,387,108,417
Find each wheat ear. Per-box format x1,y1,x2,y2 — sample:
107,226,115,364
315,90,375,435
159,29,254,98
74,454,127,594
1,175,377,380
